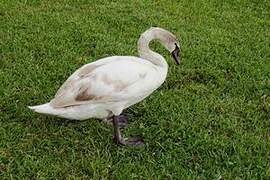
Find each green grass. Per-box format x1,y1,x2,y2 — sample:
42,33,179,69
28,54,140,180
0,0,269,179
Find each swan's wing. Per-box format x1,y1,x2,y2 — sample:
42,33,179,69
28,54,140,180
50,57,156,108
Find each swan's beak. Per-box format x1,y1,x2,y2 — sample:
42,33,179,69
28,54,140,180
171,44,180,65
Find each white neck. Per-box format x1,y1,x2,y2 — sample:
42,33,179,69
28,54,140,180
137,28,169,69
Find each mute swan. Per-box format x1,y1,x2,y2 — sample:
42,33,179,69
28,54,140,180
28,27,180,146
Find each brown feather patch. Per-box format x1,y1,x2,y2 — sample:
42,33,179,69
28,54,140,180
101,75,129,91
75,88,95,101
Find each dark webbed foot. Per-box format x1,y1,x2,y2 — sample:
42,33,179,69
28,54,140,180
113,115,144,147
123,137,144,146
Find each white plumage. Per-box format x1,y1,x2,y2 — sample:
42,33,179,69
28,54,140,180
28,27,180,141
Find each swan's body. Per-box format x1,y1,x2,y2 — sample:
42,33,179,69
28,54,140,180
29,27,180,145
30,56,166,120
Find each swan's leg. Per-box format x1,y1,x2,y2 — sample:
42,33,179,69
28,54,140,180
104,115,128,127
115,115,128,127
113,115,144,146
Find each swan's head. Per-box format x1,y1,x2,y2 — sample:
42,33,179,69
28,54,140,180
138,27,181,65
151,27,181,65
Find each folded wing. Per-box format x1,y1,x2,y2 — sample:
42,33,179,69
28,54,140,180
50,57,155,108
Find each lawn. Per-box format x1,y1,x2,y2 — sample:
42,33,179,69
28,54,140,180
0,0,269,179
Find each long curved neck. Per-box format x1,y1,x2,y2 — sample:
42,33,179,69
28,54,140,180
137,28,168,68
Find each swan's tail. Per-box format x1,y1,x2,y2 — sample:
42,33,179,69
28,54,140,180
28,103,57,115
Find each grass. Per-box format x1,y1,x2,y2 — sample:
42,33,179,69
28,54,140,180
0,0,269,179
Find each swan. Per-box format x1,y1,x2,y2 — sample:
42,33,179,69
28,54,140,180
28,27,180,146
